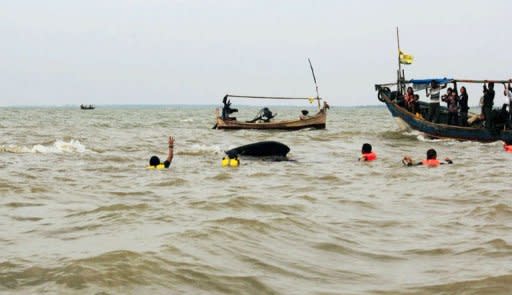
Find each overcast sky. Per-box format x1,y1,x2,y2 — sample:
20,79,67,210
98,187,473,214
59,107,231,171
1,0,511,106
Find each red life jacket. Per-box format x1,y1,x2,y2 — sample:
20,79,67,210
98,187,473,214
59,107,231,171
362,152,377,161
422,159,440,167
504,145,512,153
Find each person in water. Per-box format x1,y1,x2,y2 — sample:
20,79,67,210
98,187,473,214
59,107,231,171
504,141,512,153
147,136,175,169
402,148,453,167
359,143,377,161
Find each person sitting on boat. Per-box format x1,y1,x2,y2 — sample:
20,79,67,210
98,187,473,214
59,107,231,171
459,86,470,126
299,110,311,120
402,148,453,167
426,80,446,123
147,136,175,169
247,107,276,123
359,143,377,162
482,82,495,130
404,87,416,113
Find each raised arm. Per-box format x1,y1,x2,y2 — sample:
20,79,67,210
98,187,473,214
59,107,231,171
166,136,175,164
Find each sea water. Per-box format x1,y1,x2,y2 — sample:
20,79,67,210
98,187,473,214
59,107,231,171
1,106,511,294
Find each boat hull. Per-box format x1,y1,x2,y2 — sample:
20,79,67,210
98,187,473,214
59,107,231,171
382,95,512,143
215,108,327,130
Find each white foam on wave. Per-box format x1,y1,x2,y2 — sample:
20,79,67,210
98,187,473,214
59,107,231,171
0,139,87,154
178,144,223,155
415,134,451,143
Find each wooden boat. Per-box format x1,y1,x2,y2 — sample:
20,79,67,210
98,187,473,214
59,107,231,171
214,95,329,130
80,104,95,110
375,82,512,143
213,58,329,130
375,28,512,143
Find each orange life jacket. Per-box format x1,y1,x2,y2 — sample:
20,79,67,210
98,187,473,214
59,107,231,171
362,152,377,161
504,145,512,153
422,159,440,167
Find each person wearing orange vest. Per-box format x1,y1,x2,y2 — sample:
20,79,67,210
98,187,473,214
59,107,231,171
504,142,512,153
402,148,452,167
359,143,377,162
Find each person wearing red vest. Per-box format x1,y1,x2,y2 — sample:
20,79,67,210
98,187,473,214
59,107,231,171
359,143,377,162
402,148,452,167
504,142,512,153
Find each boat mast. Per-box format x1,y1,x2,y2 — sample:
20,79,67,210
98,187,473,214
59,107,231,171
308,58,321,109
396,27,403,95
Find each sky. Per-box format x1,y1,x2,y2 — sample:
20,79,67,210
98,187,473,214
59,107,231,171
1,0,512,106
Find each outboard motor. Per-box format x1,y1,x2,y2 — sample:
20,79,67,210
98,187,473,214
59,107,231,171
247,107,276,123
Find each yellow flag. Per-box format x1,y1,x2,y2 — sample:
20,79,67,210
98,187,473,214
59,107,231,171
399,50,413,65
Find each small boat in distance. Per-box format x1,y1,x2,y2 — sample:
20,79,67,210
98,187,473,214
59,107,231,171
375,28,512,143
80,104,95,110
213,58,329,130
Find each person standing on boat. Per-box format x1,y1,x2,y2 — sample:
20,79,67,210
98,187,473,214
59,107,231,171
426,80,445,123
503,83,512,127
459,86,469,126
445,90,459,125
482,82,495,129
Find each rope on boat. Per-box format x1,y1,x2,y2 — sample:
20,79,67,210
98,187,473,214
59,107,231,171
226,94,322,100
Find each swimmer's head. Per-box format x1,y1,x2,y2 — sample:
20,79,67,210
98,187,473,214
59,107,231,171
362,143,372,154
426,149,437,160
149,156,160,166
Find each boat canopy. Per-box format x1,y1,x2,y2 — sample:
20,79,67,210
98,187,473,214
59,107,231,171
410,78,453,85
409,78,453,91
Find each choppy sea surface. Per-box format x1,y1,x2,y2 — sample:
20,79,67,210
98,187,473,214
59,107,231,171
1,105,511,294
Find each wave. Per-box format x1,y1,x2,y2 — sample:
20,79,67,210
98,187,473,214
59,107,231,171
404,274,512,294
177,144,223,156
0,139,86,154
0,250,277,294
467,203,512,221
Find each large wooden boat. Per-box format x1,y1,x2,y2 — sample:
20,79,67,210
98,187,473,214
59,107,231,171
214,95,329,130
375,28,512,143
375,79,512,143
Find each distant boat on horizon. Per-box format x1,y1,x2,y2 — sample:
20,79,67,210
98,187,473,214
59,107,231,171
80,104,95,110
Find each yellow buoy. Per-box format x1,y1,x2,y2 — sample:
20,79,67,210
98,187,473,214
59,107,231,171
229,157,240,167
221,156,229,167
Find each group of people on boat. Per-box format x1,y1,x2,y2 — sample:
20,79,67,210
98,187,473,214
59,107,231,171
400,81,512,129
